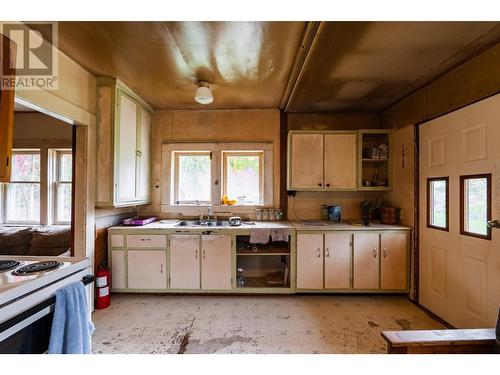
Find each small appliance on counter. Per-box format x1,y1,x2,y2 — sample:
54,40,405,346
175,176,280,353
122,216,157,226
229,216,242,226
327,205,341,223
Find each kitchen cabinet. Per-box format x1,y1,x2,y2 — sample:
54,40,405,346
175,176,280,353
380,232,407,290
353,233,380,289
324,232,352,289
0,35,16,183
127,250,166,289
201,235,232,290
288,131,357,191
358,129,392,191
111,250,126,289
169,235,200,289
96,77,153,207
296,233,324,289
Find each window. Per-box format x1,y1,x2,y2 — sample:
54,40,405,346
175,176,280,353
53,150,72,224
460,174,491,240
4,150,41,223
427,177,448,231
173,152,211,204
222,151,263,205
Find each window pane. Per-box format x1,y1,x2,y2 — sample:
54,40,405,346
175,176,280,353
59,153,72,182
464,178,488,235
226,155,261,204
11,153,40,181
430,179,447,228
178,154,211,202
56,183,72,223
6,183,40,222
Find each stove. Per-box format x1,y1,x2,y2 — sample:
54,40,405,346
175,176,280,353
12,260,62,276
0,260,22,273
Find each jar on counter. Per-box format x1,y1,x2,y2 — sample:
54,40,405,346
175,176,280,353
274,209,284,221
268,208,275,221
262,208,269,221
255,208,262,221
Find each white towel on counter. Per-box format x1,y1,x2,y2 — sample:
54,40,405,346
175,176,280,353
249,229,271,244
271,229,291,242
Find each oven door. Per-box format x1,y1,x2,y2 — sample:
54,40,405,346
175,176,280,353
0,273,94,354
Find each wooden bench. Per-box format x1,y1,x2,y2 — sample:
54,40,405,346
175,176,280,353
381,328,497,354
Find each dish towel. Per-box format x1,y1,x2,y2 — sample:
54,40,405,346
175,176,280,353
249,229,271,244
271,229,291,242
48,281,95,354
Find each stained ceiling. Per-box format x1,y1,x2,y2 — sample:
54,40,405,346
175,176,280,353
29,21,500,112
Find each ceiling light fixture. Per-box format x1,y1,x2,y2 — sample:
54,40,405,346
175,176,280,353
194,81,214,105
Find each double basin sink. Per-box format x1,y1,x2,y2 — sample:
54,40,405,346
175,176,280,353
175,220,231,227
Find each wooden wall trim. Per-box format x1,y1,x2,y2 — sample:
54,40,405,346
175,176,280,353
280,110,288,216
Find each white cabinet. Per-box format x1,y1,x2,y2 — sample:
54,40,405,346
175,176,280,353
353,233,380,289
127,250,166,289
111,250,126,289
288,131,357,191
324,232,352,289
296,233,325,289
169,235,200,289
201,235,232,290
380,233,407,290
96,78,153,207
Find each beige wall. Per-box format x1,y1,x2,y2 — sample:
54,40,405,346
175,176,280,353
286,113,384,220
140,109,281,216
13,112,72,146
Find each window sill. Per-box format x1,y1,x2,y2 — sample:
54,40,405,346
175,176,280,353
161,204,266,216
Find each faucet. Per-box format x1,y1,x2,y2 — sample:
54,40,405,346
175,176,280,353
207,205,213,221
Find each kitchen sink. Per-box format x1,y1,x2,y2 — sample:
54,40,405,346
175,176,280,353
175,220,231,227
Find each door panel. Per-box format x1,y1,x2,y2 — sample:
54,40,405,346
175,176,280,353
289,133,324,189
111,250,125,289
137,108,151,201
126,234,166,248
127,250,166,289
324,133,357,189
201,235,232,290
116,92,138,202
380,233,407,290
296,233,323,289
324,232,351,289
353,233,379,289
169,235,200,289
419,93,500,328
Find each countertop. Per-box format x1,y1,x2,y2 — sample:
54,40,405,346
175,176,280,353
108,220,411,232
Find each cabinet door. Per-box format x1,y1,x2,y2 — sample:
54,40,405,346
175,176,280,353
127,250,167,289
289,133,324,189
201,235,232,290
169,235,200,289
296,233,324,289
116,92,138,203
136,108,151,201
324,133,357,190
353,233,379,289
111,250,126,289
381,232,407,290
324,232,352,289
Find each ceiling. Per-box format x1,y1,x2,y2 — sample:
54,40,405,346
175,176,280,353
29,21,500,112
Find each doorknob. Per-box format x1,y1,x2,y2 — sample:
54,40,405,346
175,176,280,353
487,219,500,229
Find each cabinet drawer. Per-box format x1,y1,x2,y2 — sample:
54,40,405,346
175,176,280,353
110,234,124,248
127,234,166,248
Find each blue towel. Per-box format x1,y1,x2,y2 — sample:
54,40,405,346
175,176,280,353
48,281,95,354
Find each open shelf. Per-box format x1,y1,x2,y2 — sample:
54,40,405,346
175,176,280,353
237,276,286,289
362,158,389,162
237,252,290,256
359,130,391,190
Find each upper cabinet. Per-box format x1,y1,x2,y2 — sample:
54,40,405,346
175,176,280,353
288,131,357,191
358,129,392,191
96,78,153,207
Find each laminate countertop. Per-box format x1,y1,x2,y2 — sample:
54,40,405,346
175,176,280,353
291,220,412,231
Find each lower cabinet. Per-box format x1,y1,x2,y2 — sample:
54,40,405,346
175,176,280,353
353,233,380,289
380,232,407,290
324,232,352,289
169,234,232,290
127,250,167,289
296,233,324,289
111,250,126,289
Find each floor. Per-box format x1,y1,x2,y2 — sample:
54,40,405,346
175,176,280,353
92,294,444,354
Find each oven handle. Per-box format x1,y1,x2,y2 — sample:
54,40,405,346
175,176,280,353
82,274,94,286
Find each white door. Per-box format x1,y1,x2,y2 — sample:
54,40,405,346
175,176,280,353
296,233,324,289
116,92,138,203
324,232,352,289
111,250,125,289
127,250,167,289
324,133,357,190
419,94,500,328
353,233,379,289
289,133,324,189
201,235,232,290
169,235,200,289
136,107,151,201
380,232,407,290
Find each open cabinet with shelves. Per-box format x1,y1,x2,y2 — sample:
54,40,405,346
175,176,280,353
358,130,392,191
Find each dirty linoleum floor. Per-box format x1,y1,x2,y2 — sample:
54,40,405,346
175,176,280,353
92,294,443,354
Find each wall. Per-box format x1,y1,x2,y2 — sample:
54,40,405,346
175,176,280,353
286,113,384,220
140,109,281,217
13,112,72,146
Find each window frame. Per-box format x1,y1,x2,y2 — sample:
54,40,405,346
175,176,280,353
460,173,492,240
172,151,212,205
52,149,73,225
2,149,41,225
222,150,264,206
426,176,449,232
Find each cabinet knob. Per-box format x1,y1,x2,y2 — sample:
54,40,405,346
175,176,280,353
325,183,330,187
318,183,322,187
373,249,377,258
160,264,163,274
325,248,330,257
195,249,198,259
316,248,321,257
203,249,206,260
383,248,387,258
136,150,142,157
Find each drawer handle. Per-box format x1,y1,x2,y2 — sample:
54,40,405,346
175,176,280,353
316,248,321,257
195,249,198,259
325,248,330,257
203,249,206,260
373,249,377,258
140,238,151,241
383,248,387,258
160,264,163,274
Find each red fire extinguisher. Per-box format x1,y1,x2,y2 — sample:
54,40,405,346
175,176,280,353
95,264,110,309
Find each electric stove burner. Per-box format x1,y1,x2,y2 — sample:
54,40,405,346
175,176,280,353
12,261,62,276
0,260,22,272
